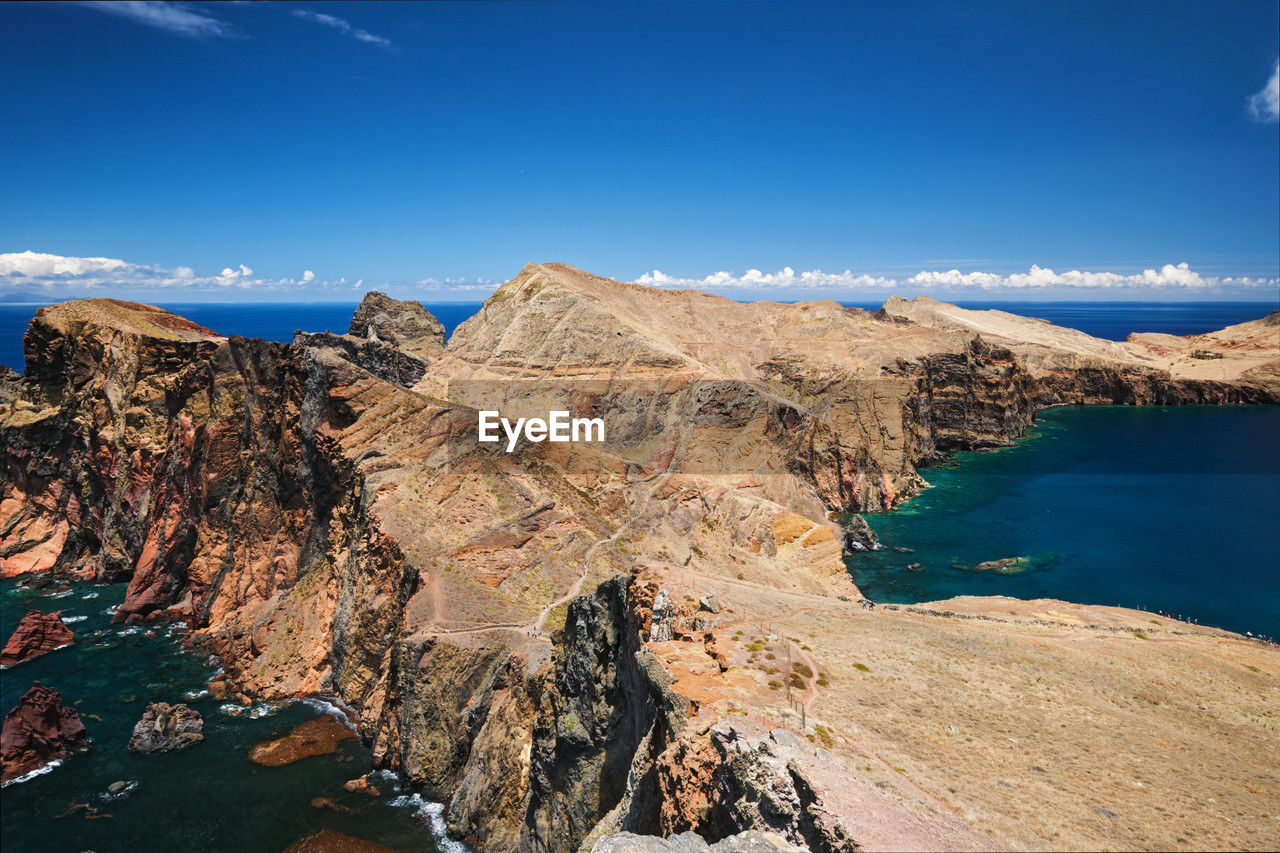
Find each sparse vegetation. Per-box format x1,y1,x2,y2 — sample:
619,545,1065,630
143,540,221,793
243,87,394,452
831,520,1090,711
544,601,571,632
852,662,870,672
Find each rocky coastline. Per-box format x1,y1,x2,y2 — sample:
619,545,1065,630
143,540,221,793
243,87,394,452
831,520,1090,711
2,264,1279,850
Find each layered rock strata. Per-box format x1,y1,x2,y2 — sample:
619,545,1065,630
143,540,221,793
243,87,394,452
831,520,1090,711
0,609,75,666
1,683,88,783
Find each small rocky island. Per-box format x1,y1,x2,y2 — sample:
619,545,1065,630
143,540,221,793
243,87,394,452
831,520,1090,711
127,702,204,754
1,609,75,667
2,263,1278,849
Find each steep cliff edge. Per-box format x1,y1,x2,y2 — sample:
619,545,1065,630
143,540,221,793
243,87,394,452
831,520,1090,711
1,271,1278,851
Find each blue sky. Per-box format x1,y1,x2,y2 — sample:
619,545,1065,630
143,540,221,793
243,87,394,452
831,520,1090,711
2,0,1278,302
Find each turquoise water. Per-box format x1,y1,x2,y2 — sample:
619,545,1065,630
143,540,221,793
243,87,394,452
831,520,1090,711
0,580,452,852
847,406,1280,641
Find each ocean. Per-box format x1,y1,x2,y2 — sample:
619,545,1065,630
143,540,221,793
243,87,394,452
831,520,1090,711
0,581,453,852
847,405,1280,640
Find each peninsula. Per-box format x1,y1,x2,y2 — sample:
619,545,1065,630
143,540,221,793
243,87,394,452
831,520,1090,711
2,263,1278,851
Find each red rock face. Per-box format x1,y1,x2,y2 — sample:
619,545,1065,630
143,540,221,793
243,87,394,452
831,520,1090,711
1,683,88,783
0,610,75,667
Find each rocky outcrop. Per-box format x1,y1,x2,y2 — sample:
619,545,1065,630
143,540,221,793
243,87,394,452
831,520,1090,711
249,715,356,766
0,609,75,666
128,702,204,754
841,516,882,554
1,683,88,783
292,293,449,388
1,268,1278,849
1,301,222,580
348,291,447,362
293,330,430,387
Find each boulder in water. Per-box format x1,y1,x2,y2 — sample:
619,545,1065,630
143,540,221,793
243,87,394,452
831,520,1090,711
842,516,883,553
249,715,355,767
343,774,380,796
971,556,1034,575
128,702,204,754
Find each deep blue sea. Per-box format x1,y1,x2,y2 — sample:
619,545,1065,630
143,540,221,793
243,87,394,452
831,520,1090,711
848,405,1280,640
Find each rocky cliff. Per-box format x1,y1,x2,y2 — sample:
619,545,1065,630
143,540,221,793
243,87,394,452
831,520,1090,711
2,265,1278,850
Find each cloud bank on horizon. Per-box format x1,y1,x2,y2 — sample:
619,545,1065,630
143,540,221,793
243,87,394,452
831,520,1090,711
3,251,1277,304
636,264,1279,294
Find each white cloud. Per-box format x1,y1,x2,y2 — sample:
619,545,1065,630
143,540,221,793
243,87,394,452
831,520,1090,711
634,263,1278,294
218,264,254,282
291,9,392,48
4,252,1273,302
636,267,896,290
77,1,235,39
1,251,312,294
1248,60,1279,122
0,251,129,278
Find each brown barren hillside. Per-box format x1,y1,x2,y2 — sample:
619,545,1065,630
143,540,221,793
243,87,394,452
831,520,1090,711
1,265,1277,851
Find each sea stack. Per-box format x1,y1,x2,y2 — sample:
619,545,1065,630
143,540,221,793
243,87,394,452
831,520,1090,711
1,683,88,783
0,610,75,667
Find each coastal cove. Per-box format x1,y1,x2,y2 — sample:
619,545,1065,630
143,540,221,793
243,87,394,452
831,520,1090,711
0,580,456,852
848,404,1280,641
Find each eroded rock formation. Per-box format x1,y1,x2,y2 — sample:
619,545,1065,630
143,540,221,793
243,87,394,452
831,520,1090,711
1,683,88,783
0,609,75,666
128,702,204,754
2,264,1278,849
